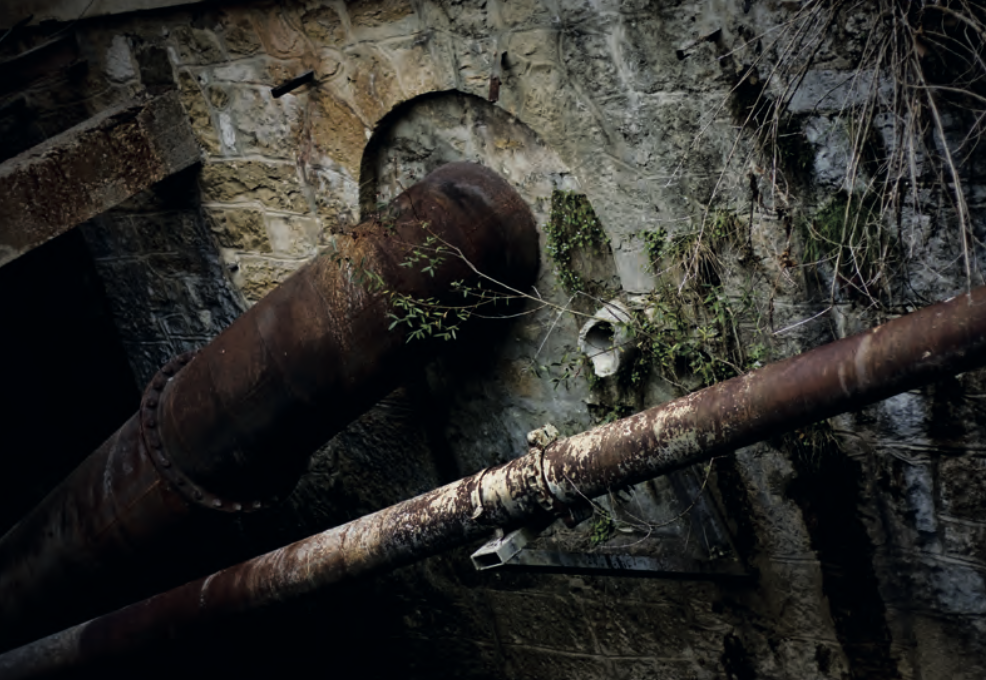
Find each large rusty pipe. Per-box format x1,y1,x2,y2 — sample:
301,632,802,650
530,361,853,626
2,288,985,678
0,162,538,652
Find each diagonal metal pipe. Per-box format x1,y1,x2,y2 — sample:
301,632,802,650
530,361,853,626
2,286,985,679
0,162,539,653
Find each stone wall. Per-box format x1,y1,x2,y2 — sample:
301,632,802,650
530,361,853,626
4,1,986,678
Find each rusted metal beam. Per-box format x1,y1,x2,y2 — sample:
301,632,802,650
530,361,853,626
0,92,199,267
2,287,984,679
0,162,539,652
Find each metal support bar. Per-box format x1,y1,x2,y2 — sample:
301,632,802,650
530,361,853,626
493,549,751,580
2,287,985,678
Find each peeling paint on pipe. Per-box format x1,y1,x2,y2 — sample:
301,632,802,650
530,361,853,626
0,162,539,654
2,288,985,678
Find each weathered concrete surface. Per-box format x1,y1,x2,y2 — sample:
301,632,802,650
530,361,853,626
0,91,199,267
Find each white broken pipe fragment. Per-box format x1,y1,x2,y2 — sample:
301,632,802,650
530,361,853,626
578,300,634,378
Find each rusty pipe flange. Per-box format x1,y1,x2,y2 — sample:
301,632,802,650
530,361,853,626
525,444,589,528
139,352,269,514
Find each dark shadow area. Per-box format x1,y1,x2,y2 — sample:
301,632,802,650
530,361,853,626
784,430,902,680
0,228,140,536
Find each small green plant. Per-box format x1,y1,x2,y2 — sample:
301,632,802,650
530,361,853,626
642,228,668,271
616,210,768,396
773,420,842,475
799,191,895,301
530,352,595,391
545,190,610,293
330,222,517,344
588,509,616,547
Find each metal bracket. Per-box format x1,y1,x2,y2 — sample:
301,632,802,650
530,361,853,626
471,527,540,570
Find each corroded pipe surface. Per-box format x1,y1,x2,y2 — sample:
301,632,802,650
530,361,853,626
0,162,538,653
3,288,985,679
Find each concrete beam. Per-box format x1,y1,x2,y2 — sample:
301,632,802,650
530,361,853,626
0,91,200,267
0,1,206,27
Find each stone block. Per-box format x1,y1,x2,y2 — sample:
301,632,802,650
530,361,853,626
218,7,264,57
205,207,270,251
301,5,346,46
348,0,419,42
788,70,875,114
891,555,986,616
344,44,404,125
83,213,141,259
0,92,200,268
131,211,205,253
223,85,303,158
172,25,226,65
582,599,692,658
428,1,489,39
180,275,244,328
304,164,358,225
450,36,495,99
506,29,560,62
940,457,986,521
560,27,622,101
105,35,137,83
501,646,611,680
207,85,229,109
498,0,553,27
252,6,309,59
209,56,312,87
265,213,321,257
613,237,655,293
309,90,369,175
487,590,595,653
177,69,221,154
943,518,986,566
236,255,304,303
620,16,728,95
93,260,162,343
387,34,456,100
199,160,308,212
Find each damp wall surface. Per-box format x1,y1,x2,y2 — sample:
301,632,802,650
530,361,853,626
2,1,986,678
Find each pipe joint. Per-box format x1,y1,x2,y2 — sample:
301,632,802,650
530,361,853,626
525,442,589,528
139,350,264,513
